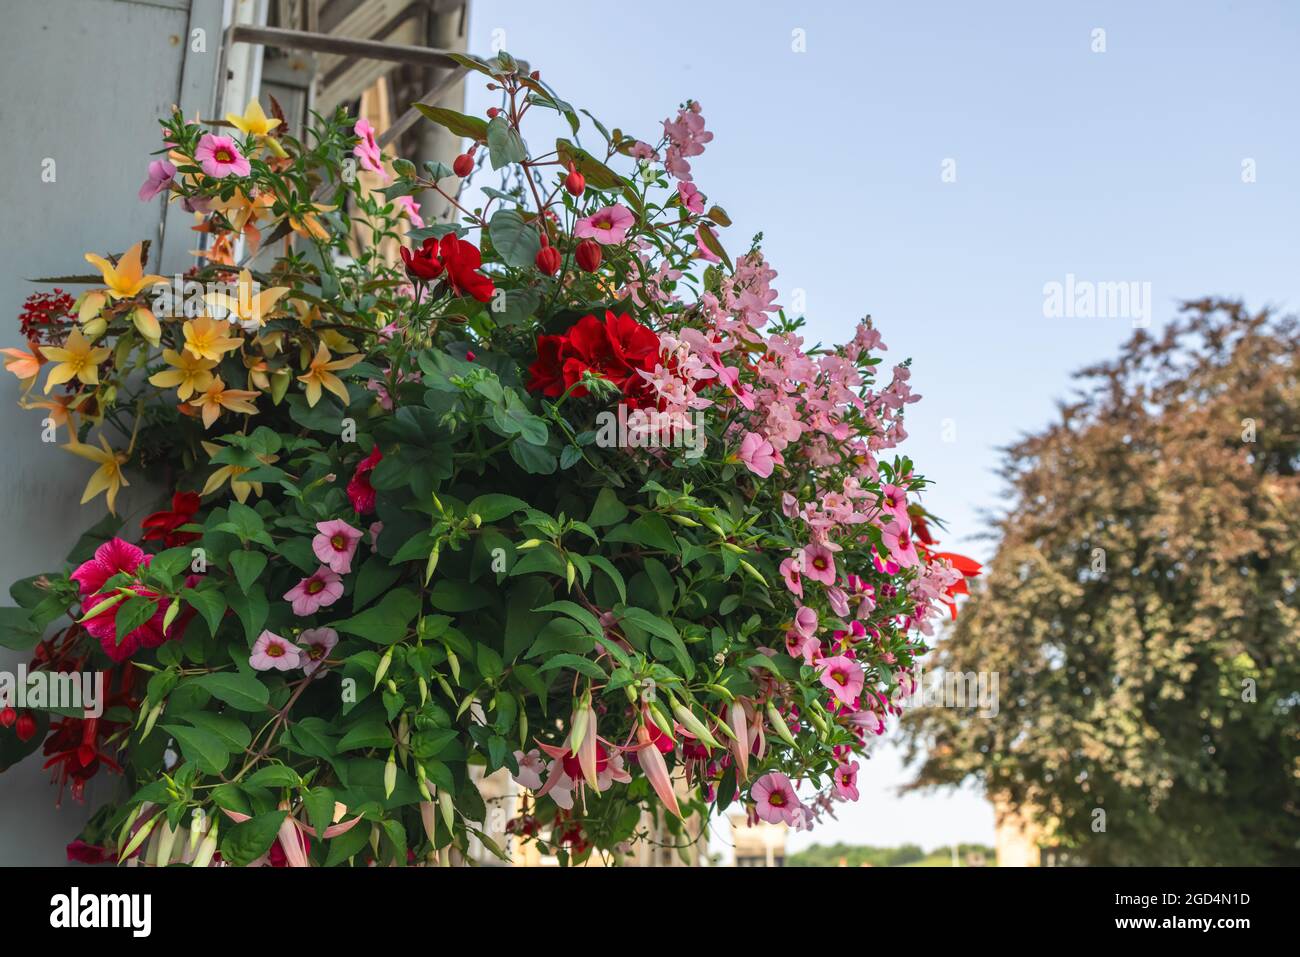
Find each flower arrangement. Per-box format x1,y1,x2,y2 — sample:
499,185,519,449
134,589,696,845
0,52,975,866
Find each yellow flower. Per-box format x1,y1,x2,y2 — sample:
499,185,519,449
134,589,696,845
182,315,244,362
1,345,43,391
189,376,259,428
204,269,289,329
64,435,129,513
148,348,217,400
298,342,363,407
226,99,281,137
84,240,166,300
40,329,111,393
200,440,277,503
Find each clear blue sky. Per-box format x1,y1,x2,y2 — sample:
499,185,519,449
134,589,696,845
464,0,1300,855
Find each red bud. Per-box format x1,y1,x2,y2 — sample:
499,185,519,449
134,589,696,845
564,162,585,196
535,245,562,276
452,152,474,178
0,707,15,729
575,239,602,273
15,713,37,742
486,107,501,118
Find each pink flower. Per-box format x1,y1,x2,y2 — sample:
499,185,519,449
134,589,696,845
677,180,705,214
250,630,301,671
695,225,721,263
394,195,423,228
138,159,176,201
71,539,194,662
70,538,148,599
833,761,860,801
347,446,382,514
785,630,821,664
792,605,818,639
312,519,363,575
818,655,864,707
353,118,388,181
297,627,338,675
779,557,803,598
738,431,777,478
283,567,344,616
879,483,909,523
512,749,546,790
368,521,383,548
802,542,837,586
574,204,634,245
751,771,800,825
194,134,250,178
882,523,920,569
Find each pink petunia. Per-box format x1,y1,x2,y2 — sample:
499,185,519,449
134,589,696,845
818,654,864,707
881,523,920,569
738,431,777,478
296,626,338,675
283,567,344,616
194,134,250,178
751,771,800,826
801,542,837,586
250,630,301,671
573,204,634,245
833,760,860,801
312,519,363,575
138,159,176,201
792,605,818,639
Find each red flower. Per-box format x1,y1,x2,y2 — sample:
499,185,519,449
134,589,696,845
438,235,495,302
574,238,602,272
347,445,383,514
525,310,659,407
141,491,201,547
67,840,113,865
400,240,445,282
72,539,194,663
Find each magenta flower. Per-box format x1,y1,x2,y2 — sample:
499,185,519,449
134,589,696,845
833,760,860,801
801,542,837,586
138,159,176,201
194,134,250,178
250,630,301,671
284,566,344,616
296,627,339,675
751,771,800,825
574,204,634,245
312,519,363,575
818,654,865,707
738,431,777,478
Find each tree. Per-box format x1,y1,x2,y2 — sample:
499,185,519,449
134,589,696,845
902,300,1300,865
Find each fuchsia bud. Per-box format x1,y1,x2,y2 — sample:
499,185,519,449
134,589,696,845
575,239,601,273
452,148,475,178
15,712,36,742
564,162,585,196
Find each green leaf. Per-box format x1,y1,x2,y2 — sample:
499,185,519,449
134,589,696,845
618,606,693,677
538,653,607,680
555,138,625,190
509,439,557,475
220,810,288,867
585,555,627,604
303,786,336,839
504,578,552,661
534,600,604,639
244,765,301,789
487,208,540,267
161,723,231,774
427,580,494,612
486,115,527,170
353,555,403,610
0,606,40,651
413,103,488,140
184,712,252,752
114,595,158,647
181,586,226,636
224,583,269,643
338,716,395,752
332,588,420,645
467,493,530,523
587,486,628,526
228,551,268,595
191,672,270,712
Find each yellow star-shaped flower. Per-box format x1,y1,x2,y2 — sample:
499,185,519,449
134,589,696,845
64,435,129,513
182,315,244,362
298,342,363,407
226,99,281,137
40,329,111,393
148,348,217,400
84,241,166,300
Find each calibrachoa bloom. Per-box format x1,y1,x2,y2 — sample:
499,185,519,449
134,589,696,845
250,630,301,671
284,567,344,616
194,134,250,178
312,519,362,574
1,53,974,867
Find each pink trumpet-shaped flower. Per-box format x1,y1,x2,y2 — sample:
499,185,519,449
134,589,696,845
312,518,362,574
751,771,800,826
833,760,860,801
636,723,681,818
818,654,865,706
283,566,343,616
250,629,301,671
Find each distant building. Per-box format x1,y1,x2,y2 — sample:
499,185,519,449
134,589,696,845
729,813,788,867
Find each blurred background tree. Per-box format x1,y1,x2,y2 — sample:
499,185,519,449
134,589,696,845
902,300,1300,865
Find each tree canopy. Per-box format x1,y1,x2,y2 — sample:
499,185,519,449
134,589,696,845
903,300,1300,865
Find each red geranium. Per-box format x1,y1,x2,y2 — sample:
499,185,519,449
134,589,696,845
141,491,201,547
347,445,382,514
400,235,495,303
526,310,659,407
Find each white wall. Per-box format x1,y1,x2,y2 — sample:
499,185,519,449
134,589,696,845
0,0,220,865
